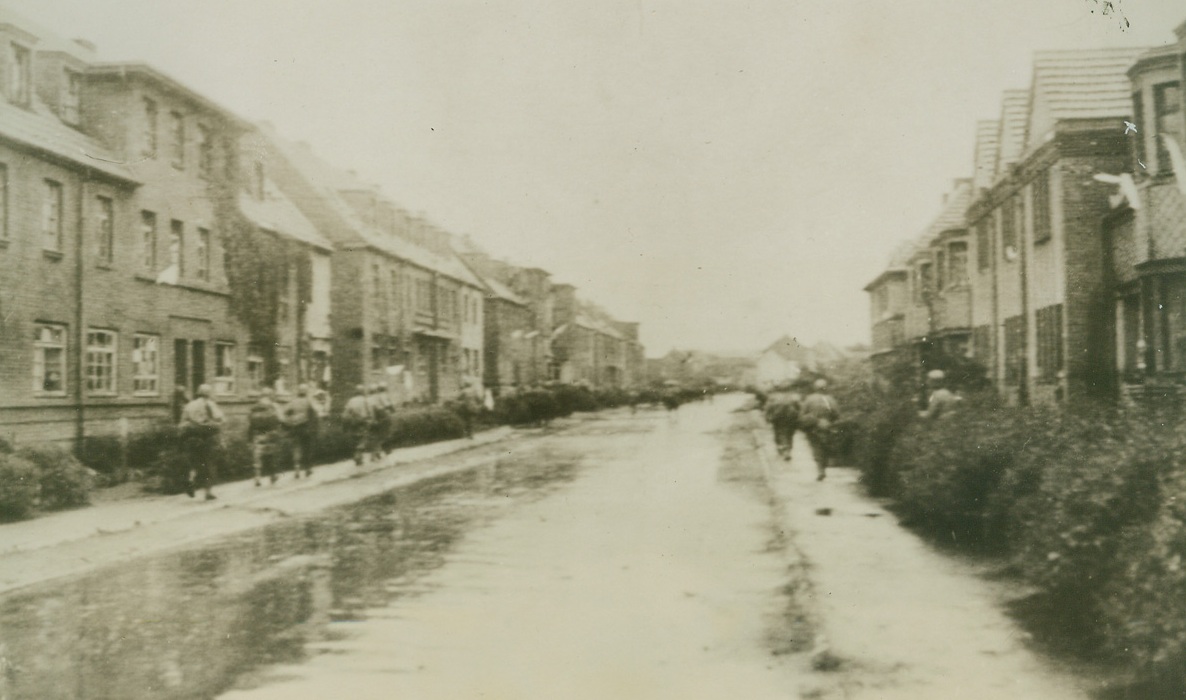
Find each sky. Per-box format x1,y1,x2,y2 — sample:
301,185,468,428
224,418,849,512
4,0,1184,355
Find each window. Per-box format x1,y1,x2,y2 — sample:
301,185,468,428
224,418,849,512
96,196,114,264
33,323,67,394
416,278,432,313
1154,82,1184,174
86,329,117,395
0,163,7,241
141,211,157,270
8,43,30,106
43,180,63,251
914,261,933,303
169,220,183,275
1035,304,1064,383
132,334,160,394
169,111,185,168
196,227,210,280
1000,198,1017,258
948,241,969,288
247,353,265,392
1032,170,1051,244
975,218,991,272
142,98,158,157
197,124,213,178
972,324,992,366
61,68,81,125
278,264,291,323
214,342,235,394
935,250,946,290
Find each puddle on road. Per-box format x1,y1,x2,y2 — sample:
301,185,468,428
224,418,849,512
0,447,581,700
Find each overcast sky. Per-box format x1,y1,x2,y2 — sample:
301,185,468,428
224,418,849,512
5,0,1183,354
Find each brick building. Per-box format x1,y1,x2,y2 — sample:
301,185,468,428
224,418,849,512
867,47,1149,405
0,14,263,446
256,125,485,410
1104,29,1186,403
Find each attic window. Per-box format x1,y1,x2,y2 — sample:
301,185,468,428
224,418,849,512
8,43,30,107
61,68,81,125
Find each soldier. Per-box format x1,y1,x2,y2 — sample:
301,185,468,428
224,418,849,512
247,388,283,486
341,384,374,466
178,384,225,500
284,383,320,479
765,391,802,460
799,379,840,481
367,383,393,461
923,369,961,420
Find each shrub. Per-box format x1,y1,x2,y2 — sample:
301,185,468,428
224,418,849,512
16,445,94,510
388,407,466,448
0,453,41,521
74,435,124,477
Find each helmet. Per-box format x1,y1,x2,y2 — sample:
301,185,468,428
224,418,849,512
813,379,828,390
927,369,946,381
197,383,213,398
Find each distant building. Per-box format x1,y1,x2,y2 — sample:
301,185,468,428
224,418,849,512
755,336,807,388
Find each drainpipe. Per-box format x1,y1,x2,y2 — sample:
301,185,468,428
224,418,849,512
74,171,89,449
1017,196,1030,407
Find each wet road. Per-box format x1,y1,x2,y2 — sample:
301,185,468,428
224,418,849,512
0,396,800,699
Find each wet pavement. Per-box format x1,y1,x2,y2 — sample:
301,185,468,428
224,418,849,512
0,397,801,699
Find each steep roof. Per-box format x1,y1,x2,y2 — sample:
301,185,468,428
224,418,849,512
238,178,332,251
994,89,1031,179
971,120,1000,191
260,124,482,287
0,96,137,184
1025,47,1148,151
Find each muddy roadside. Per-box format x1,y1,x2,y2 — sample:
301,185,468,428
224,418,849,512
0,419,577,595
729,407,1095,700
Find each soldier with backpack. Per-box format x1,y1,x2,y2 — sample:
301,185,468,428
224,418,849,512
248,388,283,486
764,391,802,460
284,384,321,479
178,384,225,500
341,384,374,466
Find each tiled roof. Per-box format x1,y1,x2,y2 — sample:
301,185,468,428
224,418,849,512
0,7,94,60
971,120,1000,191
238,179,332,251
994,90,1031,179
763,335,807,362
0,97,136,184
1025,47,1148,150
574,314,624,339
482,275,528,306
261,125,483,288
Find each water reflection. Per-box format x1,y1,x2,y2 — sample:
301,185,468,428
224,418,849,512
0,449,580,700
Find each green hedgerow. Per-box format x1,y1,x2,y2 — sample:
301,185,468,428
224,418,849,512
15,444,93,511
0,452,41,521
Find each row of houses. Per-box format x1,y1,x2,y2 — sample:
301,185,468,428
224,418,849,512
865,19,1186,407
0,9,644,447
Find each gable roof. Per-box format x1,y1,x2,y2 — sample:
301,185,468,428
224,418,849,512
260,124,482,287
238,178,332,251
1025,47,1148,151
0,95,137,184
994,89,1031,179
971,120,1000,192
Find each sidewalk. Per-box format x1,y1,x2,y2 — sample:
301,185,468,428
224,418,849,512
0,426,517,594
757,423,1091,700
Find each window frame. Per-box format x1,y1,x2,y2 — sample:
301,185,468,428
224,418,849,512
213,341,236,395
196,123,213,179
142,97,158,157
169,110,185,169
169,219,184,277
42,180,63,252
8,42,30,107
246,353,265,393
0,162,7,242
195,227,211,281
85,329,118,396
1154,81,1184,175
140,210,157,270
33,322,68,396
132,333,160,396
1032,170,1052,245
61,67,82,125
947,240,969,288
95,195,114,264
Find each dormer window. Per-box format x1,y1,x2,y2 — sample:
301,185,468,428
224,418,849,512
61,68,81,125
8,42,30,106
1154,82,1184,175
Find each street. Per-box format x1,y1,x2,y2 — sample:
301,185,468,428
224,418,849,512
0,396,1091,699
